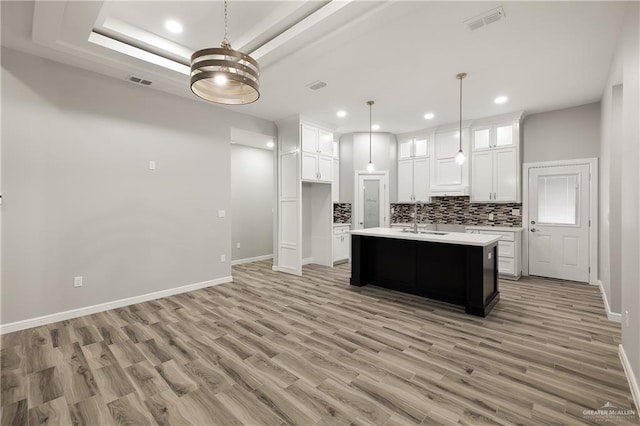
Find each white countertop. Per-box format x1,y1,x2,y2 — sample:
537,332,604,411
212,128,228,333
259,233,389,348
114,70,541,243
333,223,351,227
465,225,524,232
350,227,501,247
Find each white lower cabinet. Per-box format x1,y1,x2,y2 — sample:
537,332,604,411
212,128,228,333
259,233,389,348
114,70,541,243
333,225,350,263
466,226,523,279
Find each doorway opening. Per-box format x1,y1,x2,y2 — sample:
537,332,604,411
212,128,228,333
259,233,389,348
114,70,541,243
230,128,275,266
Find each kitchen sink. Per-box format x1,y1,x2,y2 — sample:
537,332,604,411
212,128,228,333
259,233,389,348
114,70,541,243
399,229,449,236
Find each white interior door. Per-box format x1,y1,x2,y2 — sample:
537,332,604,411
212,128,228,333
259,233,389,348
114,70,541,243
356,173,388,229
528,164,590,282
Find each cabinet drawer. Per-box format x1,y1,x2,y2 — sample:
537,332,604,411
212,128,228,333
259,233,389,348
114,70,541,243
498,257,515,275
333,226,350,235
480,230,515,241
498,241,515,258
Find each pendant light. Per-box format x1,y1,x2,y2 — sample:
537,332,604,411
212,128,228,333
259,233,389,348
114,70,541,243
366,101,375,173
190,0,260,105
455,72,467,165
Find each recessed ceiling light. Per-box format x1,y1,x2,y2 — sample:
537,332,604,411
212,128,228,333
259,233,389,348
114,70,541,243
423,113,435,120
336,110,347,118
494,96,508,104
371,124,380,131
165,20,183,34
266,141,275,148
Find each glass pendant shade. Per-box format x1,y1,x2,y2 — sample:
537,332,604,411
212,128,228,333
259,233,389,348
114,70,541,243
366,161,375,173
455,149,465,165
190,42,260,105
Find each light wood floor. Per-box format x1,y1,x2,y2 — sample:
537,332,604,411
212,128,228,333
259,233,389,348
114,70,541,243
1,261,638,425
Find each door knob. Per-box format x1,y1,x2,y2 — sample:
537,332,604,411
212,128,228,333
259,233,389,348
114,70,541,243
359,222,364,225
530,220,536,224
530,228,536,232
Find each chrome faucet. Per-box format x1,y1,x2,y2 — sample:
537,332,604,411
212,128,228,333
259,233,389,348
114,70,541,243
413,200,423,233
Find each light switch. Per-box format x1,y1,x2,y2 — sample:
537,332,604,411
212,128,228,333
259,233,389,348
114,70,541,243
218,210,226,218
149,161,156,170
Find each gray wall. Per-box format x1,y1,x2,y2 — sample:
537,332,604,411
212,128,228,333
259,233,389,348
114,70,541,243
1,48,276,325
230,144,273,262
523,102,601,163
339,132,397,204
599,1,640,393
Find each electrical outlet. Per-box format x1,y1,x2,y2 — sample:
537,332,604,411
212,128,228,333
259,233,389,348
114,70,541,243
74,276,83,287
220,254,226,262
236,243,241,249
488,213,494,221
511,208,520,216
149,161,156,170
218,210,226,218
625,310,630,327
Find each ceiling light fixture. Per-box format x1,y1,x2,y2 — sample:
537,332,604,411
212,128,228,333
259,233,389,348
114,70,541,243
494,95,508,104
266,141,275,148
190,0,260,105
367,101,375,173
336,110,347,118
455,72,467,166
371,124,380,131
424,113,435,120
165,20,183,34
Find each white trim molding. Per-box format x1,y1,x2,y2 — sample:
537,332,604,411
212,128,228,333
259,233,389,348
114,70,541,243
619,344,640,414
0,276,232,335
231,254,274,266
522,158,598,284
597,280,622,322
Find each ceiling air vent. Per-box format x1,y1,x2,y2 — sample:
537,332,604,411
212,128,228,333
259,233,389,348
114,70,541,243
464,7,506,31
306,80,327,91
128,76,152,86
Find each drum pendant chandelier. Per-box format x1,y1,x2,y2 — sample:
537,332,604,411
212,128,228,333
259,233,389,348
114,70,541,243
190,0,260,105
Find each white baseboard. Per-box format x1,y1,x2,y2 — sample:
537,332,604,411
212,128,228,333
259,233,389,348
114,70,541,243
619,344,640,413
302,257,314,266
0,276,232,335
231,254,273,266
597,280,622,322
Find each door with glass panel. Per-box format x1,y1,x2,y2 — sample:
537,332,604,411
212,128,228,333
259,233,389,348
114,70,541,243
528,164,590,282
357,174,387,229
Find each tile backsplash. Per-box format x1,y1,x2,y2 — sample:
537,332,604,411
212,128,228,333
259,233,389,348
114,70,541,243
333,203,352,224
391,196,522,227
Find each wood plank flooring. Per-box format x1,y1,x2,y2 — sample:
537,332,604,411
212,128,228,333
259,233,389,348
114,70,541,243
1,261,638,425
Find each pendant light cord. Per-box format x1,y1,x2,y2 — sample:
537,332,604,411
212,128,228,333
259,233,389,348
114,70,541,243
222,0,229,47
369,102,372,163
459,75,463,151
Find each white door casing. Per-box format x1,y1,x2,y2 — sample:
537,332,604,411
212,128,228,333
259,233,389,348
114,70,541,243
354,171,389,230
528,163,590,282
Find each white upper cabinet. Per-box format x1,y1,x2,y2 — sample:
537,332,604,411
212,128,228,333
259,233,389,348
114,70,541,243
398,137,428,159
470,115,521,203
472,127,491,151
318,129,334,156
414,139,428,157
397,137,430,202
399,139,413,159
332,159,340,202
431,129,469,195
301,124,318,153
495,124,515,147
301,123,333,183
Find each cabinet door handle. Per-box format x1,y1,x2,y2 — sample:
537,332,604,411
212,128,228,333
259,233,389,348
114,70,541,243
494,192,497,200
489,193,492,200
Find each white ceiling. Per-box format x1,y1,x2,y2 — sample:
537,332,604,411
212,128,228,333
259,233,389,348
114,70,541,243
1,1,627,135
